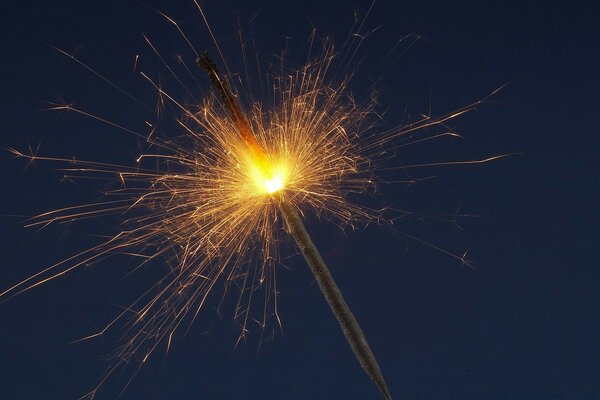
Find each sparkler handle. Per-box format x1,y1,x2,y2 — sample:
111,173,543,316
280,201,393,400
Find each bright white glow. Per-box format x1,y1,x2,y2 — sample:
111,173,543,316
265,175,283,194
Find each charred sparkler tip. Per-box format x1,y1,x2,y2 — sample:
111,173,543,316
195,52,223,95
196,52,269,168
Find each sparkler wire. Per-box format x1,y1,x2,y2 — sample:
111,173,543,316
280,200,393,400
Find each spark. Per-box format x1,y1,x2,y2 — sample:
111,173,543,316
2,3,509,399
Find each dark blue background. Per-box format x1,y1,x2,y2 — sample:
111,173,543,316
1,1,599,399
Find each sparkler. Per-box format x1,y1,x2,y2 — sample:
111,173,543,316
197,52,392,399
2,2,507,398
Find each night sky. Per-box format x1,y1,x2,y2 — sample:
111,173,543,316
1,1,599,399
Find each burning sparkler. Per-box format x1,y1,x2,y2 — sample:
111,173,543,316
2,2,507,398
197,51,392,399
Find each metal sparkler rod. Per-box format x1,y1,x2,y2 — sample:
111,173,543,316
197,53,392,400
279,200,393,400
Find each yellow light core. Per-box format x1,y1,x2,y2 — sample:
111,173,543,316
246,155,287,196
265,175,284,194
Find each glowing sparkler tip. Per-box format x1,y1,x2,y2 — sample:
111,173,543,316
246,155,288,195
265,175,284,194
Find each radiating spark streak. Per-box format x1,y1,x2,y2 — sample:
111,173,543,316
1,237,120,301
24,206,130,228
378,132,463,157
339,0,377,73
156,10,200,58
365,104,479,151
139,72,203,126
176,54,204,91
75,260,190,349
135,154,183,163
141,34,198,102
50,46,150,111
370,33,420,78
26,200,132,222
192,0,234,80
380,154,515,171
390,228,472,266
44,103,150,140
7,147,161,174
